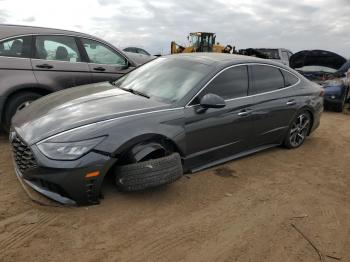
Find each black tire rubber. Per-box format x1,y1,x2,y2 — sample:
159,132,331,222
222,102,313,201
2,92,42,132
283,111,312,149
114,153,183,191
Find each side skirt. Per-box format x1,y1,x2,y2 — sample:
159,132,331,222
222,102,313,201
185,143,280,173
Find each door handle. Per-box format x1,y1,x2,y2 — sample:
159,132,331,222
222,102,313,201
286,100,296,106
238,109,252,117
36,64,53,69
93,67,106,72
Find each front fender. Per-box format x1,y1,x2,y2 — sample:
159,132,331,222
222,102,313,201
123,141,166,162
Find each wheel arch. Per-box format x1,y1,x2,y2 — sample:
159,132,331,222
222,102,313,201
114,133,184,164
2,86,52,113
1,86,53,129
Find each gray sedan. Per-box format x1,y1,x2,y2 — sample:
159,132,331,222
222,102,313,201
11,53,323,205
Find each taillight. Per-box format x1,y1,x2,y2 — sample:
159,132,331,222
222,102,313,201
319,89,325,97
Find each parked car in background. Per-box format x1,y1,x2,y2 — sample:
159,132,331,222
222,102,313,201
239,48,293,66
290,50,349,112
10,53,323,205
0,24,149,132
123,47,151,56
123,47,156,65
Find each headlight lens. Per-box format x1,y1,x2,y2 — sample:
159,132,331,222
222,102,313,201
37,137,105,160
322,79,344,87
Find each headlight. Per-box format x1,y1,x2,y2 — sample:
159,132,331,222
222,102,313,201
322,79,344,87
37,137,105,160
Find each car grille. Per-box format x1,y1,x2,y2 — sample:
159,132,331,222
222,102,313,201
10,133,37,172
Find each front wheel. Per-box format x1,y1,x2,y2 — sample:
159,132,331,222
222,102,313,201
284,111,312,149
114,153,183,192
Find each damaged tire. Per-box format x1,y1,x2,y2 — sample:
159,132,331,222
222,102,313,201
114,153,183,191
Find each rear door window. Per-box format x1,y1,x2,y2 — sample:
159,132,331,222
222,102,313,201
197,65,249,101
0,36,32,58
250,65,284,94
282,70,299,87
35,35,81,62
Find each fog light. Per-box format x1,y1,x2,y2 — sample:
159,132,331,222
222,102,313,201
331,95,336,99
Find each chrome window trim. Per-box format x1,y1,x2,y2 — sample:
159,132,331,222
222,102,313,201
31,58,87,65
0,55,30,61
185,62,301,108
0,33,129,63
37,107,183,144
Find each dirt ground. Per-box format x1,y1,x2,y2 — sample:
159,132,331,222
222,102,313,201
0,110,349,262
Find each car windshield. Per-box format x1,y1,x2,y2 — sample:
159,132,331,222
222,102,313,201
255,49,280,59
296,65,337,73
113,57,212,103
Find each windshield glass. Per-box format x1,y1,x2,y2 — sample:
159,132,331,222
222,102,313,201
255,49,280,59
190,34,200,48
113,57,212,103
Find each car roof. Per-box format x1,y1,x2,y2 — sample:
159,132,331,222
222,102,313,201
0,24,99,41
164,53,288,68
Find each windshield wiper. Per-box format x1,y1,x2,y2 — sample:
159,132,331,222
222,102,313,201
128,88,150,99
113,84,150,99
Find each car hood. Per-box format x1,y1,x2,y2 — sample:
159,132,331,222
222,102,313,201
290,50,346,71
12,82,170,145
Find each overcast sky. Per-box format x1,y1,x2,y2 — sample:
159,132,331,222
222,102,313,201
0,0,349,56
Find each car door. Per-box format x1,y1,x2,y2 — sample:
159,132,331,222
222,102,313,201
249,64,300,146
80,38,134,83
184,65,255,169
0,35,37,95
31,35,92,91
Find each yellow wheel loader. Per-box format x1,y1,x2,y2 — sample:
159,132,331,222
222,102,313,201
171,32,233,54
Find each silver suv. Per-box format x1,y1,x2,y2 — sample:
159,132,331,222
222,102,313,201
0,24,151,131
252,48,293,66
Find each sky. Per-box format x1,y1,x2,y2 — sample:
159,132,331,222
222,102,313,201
0,0,349,57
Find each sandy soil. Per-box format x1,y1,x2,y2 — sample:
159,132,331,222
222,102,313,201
0,110,349,262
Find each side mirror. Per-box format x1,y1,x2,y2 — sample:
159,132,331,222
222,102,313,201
200,93,226,109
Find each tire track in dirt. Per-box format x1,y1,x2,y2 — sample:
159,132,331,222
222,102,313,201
0,210,60,255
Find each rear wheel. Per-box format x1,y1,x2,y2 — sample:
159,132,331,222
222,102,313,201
284,111,312,149
2,92,42,132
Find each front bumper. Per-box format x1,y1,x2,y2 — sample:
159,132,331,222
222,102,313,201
324,95,343,106
12,144,117,206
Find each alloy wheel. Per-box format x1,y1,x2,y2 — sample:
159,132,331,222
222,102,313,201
289,113,311,148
